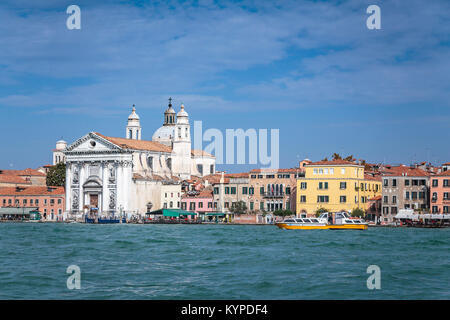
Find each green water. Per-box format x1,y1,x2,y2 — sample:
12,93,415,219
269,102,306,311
0,223,448,299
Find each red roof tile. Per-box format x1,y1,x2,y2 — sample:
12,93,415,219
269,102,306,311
0,186,65,196
95,133,173,153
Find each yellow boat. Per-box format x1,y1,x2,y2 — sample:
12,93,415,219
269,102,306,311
276,212,368,230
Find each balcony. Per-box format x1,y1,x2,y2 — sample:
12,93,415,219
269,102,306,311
262,192,285,198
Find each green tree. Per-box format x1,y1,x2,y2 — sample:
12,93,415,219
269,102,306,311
332,153,342,160
344,155,354,161
315,207,328,217
351,208,365,218
46,162,66,187
273,209,293,217
230,200,247,214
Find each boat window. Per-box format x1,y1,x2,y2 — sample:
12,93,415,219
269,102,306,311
303,219,311,223
295,219,303,223
310,219,319,223
319,213,327,219
336,213,344,219
344,219,353,223
353,220,361,224
285,219,295,223
342,212,350,218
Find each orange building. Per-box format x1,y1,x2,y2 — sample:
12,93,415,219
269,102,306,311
0,186,65,221
430,170,450,214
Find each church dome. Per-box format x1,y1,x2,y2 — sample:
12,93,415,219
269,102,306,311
152,126,175,146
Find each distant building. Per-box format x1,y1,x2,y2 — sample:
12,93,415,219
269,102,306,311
296,160,382,216
430,170,450,214
0,186,65,221
213,172,251,212
0,168,46,187
53,140,67,165
380,165,430,222
181,189,214,215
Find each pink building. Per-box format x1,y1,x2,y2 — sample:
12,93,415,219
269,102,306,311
430,170,450,214
181,189,214,214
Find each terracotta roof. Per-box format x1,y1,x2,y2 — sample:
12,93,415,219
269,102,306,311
443,162,450,166
224,172,249,178
307,160,359,166
364,174,382,181
435,170,450,177
369,195,382,201
0,186,65,196
0,175,31,184
182,189,213,199
95,133,172,153
191,149,214,157
249,168,299,173
381,166,430,177
0,169,46,176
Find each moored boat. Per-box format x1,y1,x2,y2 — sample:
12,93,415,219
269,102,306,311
276,211,368,230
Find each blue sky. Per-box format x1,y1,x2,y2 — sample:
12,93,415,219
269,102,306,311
0,0,449,172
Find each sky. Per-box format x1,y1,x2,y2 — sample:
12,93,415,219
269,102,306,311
0,0,449,172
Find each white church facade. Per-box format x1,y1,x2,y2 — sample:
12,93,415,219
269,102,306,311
61,100,215,218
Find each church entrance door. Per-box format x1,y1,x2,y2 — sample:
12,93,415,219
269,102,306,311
90,194,99,208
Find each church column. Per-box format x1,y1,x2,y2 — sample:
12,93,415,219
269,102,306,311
65,162,71,213
102,161,108,216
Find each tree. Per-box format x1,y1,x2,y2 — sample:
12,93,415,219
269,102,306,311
315,207,328,217
351,208,365,218
46,162,66,187
332,153,342,160
273,209,293,217
230,200,247,215
321,157,329,161
344,155,354,161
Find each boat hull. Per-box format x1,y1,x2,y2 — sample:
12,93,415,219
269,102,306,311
276,223,367,230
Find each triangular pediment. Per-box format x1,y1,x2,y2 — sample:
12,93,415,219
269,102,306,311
65,132,123,153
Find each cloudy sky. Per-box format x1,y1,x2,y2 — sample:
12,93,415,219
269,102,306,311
0,0,449,171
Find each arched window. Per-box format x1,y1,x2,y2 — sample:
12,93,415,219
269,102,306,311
129,129,133,139
147,156,153,170
166,158,172,170
185,127,188,137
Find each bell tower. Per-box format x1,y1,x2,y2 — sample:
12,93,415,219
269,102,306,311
126,104,141,140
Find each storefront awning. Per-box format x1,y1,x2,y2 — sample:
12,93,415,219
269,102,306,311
146,209,197,217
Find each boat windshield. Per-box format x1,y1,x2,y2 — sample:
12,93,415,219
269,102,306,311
284,219,295,223
295,219,304,223
344,219,353,223
303,219,311,223
310,219,319,223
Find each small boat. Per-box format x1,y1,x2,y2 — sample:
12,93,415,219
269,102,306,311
85,216,126,224
276,212,368,230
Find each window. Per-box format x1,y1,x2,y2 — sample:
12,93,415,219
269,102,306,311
189,202,195,210
324,168,328,174
260,187,264,195
208,202,212,208
163,203,167,208
169,201,173,208
210,165,214,174
57,199,61,204
405,191,410,200
250,175,256,179
330,168,334,175
405,179,410,186
340,182,347,189
318,182,328,190
249,187,254,195
341,168,345,174
313,169,318,175
391,207,398,214
300,196,306,203
419,192,425,199
147,156,153,170
214,187,219,194
50,199,55,205
392,196,397,204
2,199,5,205
23,199,27,205
250,202,254,210
166,158,172,170
444,193,449,200
340,196,346,203
412,179,419,186
260,202,264,210
242,187,248,195
432,179,438,187
197,164,203,175
411,192,418,200
383,196,388,204
231,187,236,195
198,202,203,208
432,192,437,201
257,175,263,179
444,206,449,213
383,179,388,187
225,187,230,194
225,202,229,208
267,174,275,179
35,199,39,205
286,187,291,195
392,179,397,187
44,199,47,205
444,180,449,187
317,196,329,203
419,180,426,186
300,182,307,189
432,206,438,213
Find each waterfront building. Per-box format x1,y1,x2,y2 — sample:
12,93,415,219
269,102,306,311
380,165,430,223
247,168,301,213
181,188,214,215
212,172,250,213
0,186,65,221
53,140,67,165
430,170,450,214
296,160,382,216
62,101,215,218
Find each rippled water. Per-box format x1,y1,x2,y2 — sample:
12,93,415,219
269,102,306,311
0,223,448,299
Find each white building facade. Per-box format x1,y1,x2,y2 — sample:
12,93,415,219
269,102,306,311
62,100,215,218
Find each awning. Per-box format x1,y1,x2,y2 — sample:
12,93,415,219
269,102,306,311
146,209,197,217
0,207,39,215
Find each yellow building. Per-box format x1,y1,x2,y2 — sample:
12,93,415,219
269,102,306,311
296,160,382,216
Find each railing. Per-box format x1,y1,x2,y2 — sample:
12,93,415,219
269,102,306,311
262,192,285,198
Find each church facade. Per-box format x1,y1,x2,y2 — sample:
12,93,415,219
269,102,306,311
62,100,216,218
